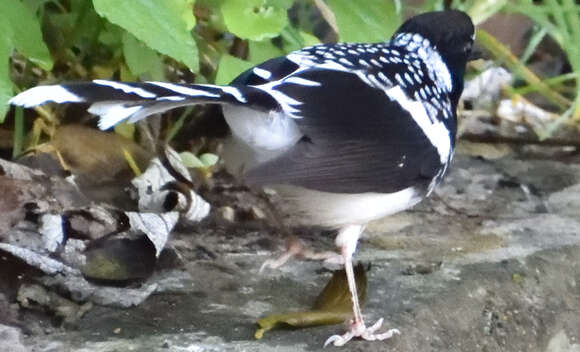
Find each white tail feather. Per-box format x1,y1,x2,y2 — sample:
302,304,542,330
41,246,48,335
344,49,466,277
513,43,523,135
9,86,84,107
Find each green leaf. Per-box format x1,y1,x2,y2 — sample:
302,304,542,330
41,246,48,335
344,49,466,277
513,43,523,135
68,0,106,53
215,54,254,85
23,0,53,12
199,153,219,167
93,0,199,71
466,0,508,25
2,0,53,70
113,121,136,140
180,151,205,169
249,40,284,64
122,32,165,81
0,0,53,121
300,31,320,47
326,0,400,42
280,26,320,53
221,0,291,41
180,152,219,169
0,35,12,123
98,22,123,48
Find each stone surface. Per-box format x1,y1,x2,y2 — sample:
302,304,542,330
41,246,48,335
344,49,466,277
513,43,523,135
0,324,28,352
7,149,580,351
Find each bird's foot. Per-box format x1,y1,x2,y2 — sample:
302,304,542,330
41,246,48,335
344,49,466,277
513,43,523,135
260,238,340,272
323,318,400,347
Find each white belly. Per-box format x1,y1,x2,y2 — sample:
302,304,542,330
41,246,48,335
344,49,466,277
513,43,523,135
268,185,423,228
221,105,425,227
221,105,302,176
222,105,302,151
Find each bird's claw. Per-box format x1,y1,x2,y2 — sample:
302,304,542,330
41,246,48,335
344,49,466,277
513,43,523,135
323,318,400,347
324,333,352,347
259,258,283,272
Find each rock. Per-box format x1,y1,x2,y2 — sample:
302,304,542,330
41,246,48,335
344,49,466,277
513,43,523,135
546,330,580,352
6,153,580,351
0,325,27,352
217,206,236,223
250,206,267,220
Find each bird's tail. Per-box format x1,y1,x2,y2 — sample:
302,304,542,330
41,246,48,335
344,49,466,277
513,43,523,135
9,80,271,130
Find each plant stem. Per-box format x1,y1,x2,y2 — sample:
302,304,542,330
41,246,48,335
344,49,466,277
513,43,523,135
12,107,24,159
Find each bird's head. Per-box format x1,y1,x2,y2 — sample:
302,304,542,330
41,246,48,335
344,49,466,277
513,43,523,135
393,10,475,105
395,10,475,68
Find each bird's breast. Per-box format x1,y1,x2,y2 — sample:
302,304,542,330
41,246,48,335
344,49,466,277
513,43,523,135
222,105,302,151
268,184,425,228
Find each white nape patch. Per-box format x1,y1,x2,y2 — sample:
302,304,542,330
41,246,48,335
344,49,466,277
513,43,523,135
93,80,156,98
395,73,406,87
358,59,371,68
273,185,422,228
367,74,388,91
385,86,450,163
253,67,272,79
404,72,413,85
431,56,453,92
149,82,220,98
284,76,321,87
377,72,391,85
370,58,382,68
9,85,83,107
338,57,353,66
90,102,142,130
393,32,452,93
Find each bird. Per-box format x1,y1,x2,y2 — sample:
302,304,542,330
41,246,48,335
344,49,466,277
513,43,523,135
10,10,475,346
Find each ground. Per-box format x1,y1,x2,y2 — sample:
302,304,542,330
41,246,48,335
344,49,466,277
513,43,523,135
1,143,580,352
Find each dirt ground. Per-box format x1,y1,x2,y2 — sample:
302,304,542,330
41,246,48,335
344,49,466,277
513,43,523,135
1,143,580,352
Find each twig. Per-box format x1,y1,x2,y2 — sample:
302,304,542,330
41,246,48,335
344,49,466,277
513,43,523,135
461,132,580,147
313,0,339,36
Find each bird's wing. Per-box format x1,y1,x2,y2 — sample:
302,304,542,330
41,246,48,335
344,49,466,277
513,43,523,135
243,64,451,194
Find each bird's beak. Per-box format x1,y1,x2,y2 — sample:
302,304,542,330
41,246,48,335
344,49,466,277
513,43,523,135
469,43,484,61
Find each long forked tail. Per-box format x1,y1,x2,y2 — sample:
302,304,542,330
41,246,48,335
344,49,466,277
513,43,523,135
9,80,273,130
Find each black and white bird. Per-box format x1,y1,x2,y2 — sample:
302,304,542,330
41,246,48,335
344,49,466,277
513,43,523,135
11,10,475,346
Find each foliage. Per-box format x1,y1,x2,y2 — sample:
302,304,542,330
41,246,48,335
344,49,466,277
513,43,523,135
0,0,52,121
93,0,199,72
2,0,580,153
507,0,580,121
325,0,400,42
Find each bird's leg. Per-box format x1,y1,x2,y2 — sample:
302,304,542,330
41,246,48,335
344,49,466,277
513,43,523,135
258,195,340,271
260,235,341,272
324,225,400,347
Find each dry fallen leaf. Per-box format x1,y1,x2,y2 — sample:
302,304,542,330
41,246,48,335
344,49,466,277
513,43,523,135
51,124,152,183
255,263,367,339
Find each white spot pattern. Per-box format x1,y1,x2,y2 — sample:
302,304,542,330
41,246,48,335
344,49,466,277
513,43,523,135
280,33,456,164
253,67,272,79
385,86,450,163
